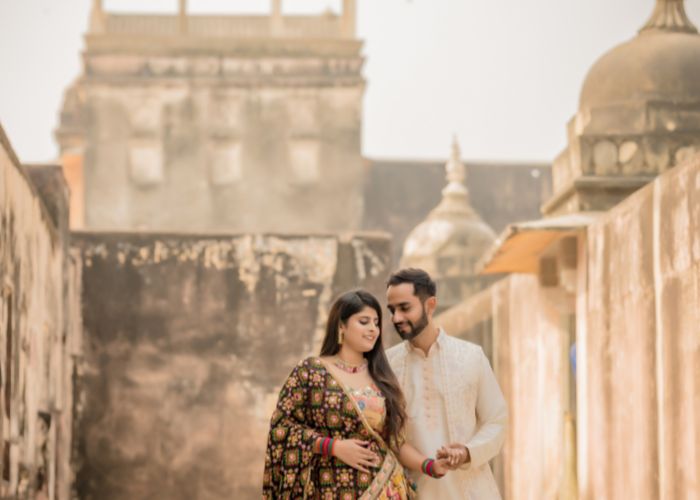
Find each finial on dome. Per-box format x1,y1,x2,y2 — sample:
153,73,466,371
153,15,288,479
433,135,472,217
446,135,466,186
640,0,698,34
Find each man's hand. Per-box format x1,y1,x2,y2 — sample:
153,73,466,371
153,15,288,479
436,443,470,469
431,458,450,478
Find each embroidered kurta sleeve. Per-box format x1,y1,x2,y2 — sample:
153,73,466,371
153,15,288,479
463,348,507,470
262,359,322,499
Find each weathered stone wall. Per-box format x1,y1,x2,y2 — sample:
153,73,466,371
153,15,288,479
577,156,700,500
71,231,391,500
0,126,80,500
491,276,574,500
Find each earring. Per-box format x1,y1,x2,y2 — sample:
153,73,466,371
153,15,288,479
338,329,344,345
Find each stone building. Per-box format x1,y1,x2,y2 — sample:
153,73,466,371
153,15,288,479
438,1,700,498
55,1,552,262
545,0,700,216
0,125,82,500
56,0,365,233
400,138,497,310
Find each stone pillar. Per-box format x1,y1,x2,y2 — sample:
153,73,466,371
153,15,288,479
61,150,85,229
179,0,187,35
342,0,356,38
271,0,283,36
89,0,105,34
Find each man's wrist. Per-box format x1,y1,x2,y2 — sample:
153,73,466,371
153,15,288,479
462,445,471,465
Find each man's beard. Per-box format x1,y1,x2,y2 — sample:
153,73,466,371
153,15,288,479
394,307,429,342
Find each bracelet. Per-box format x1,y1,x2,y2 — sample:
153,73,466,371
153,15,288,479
317,437,336,457
421,458,438,478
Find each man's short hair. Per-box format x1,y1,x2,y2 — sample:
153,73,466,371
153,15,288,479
386,268,437,300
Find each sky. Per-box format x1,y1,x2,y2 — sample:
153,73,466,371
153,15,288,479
1,0,699,164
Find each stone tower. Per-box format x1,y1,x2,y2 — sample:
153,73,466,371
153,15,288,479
544,0,700,215
400,138,497,311
56,0,365,232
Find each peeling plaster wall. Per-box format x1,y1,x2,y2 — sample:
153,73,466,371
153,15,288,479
0,128,80,500
490,276,572,500
578,157,700,500
71,231,390,499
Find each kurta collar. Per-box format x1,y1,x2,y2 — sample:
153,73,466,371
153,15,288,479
404,327,446,357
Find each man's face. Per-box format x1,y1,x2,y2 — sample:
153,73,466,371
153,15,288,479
386,283,430,341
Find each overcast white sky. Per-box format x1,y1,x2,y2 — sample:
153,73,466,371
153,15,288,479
1,0,699,164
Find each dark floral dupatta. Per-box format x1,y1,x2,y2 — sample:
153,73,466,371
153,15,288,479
262,357,414,500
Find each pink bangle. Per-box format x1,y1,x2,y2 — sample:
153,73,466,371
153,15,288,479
421,458,438,478
318,437,335,457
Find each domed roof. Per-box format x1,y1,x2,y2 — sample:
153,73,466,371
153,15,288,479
580,0,700,111
402,139,496,260
402,216,495,259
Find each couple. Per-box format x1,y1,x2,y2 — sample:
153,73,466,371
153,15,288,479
262,268,507,499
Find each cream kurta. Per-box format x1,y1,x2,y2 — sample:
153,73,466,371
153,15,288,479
387,330,507,499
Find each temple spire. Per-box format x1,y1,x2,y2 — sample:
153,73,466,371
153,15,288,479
430,136,474,218
445,135,467,187
640,0,698,34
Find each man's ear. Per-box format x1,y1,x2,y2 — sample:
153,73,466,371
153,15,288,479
425,296,437,318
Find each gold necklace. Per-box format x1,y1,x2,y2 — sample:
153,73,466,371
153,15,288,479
333,356,368,374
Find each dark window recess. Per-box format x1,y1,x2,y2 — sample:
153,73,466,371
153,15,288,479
2,440,9,481
4,294,12,419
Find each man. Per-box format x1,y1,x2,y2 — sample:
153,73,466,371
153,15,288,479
385,268,507,499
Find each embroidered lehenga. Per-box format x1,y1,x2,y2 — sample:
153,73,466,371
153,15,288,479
263,357,415,499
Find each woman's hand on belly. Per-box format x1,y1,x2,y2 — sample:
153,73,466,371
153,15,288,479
333,439,381,473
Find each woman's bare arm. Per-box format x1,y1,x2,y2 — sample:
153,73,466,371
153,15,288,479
397,442,449,477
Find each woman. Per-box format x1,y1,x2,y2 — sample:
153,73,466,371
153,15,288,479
262,289,448,499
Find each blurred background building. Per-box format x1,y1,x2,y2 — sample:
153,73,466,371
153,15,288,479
55,0,549,259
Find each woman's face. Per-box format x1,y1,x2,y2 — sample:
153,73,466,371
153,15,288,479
340,306,381,353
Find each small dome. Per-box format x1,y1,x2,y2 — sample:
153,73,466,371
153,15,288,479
402,217,495,259
401,138,496,263
580,0,700,111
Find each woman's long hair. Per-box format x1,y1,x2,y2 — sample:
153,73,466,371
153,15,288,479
320,289,407,449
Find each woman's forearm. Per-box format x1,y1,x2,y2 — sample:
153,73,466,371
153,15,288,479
398,443,447,478
397,442,429,472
